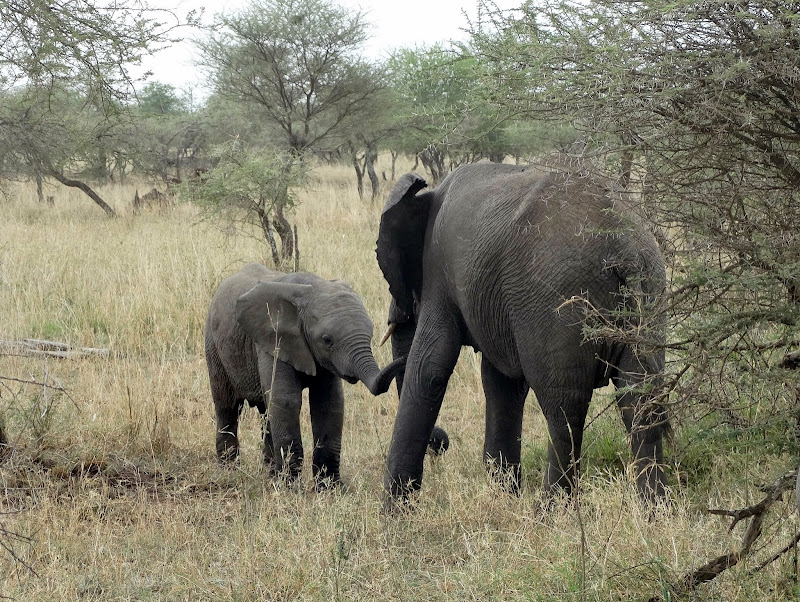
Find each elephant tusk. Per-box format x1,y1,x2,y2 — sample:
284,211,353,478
378,323,396,347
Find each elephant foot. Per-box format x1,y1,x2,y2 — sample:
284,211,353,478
381,491,418,515
268,469,304,493
313,474,345,493
484,458,521,496
216,437,239,464
382,473,422,515
426,425,450,456
269,458,303,486
541,479,578,505
312,462,341,492
633,461,669,510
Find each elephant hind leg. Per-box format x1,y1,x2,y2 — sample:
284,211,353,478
215,395,245,463
481,357,528,494
613,352,668,503
538,387,592,500
207,348,244,463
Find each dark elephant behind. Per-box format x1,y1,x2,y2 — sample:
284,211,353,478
377,161,668,508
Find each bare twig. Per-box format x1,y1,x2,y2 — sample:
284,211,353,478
680,469,797,593
0,371,79,412
706,470,797,532
0,522,37,577
754,530,800,572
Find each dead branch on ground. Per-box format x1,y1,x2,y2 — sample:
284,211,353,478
650,468,798,600
0,338,109,359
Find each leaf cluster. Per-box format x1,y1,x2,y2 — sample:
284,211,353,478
0,1,197,197
470,0,800,462
198,0,383,155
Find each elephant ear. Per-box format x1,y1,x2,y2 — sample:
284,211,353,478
235,281,317,376
376,173,431,316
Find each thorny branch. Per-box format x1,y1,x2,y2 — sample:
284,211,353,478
0,518,37,578
650,468,799,600
0,372,78,412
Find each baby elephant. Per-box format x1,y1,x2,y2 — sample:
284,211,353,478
205,263,404,487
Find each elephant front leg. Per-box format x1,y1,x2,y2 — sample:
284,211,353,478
389,320,416,396
481,357,528,494
260,416,276,473
215,398,244,463
384,312,461,510
309,372,345,490
207,343,244,463
262,358,305,483
540,388,592,499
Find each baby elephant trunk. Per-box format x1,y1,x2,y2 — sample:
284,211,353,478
352,348,406,396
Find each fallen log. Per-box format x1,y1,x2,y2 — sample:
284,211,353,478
0,338,109,359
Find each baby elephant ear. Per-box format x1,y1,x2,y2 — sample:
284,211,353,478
235,281,317,376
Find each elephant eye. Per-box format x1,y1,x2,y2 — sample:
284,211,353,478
321,334,334,349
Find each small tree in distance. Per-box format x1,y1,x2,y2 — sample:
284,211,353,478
198,0,382,156
187,140,306,269
195,0,383,263
0,1,197,215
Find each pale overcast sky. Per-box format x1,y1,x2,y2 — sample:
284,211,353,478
140,0,522,92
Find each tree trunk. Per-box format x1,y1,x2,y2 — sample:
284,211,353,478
390,150,398,181
273,203,294,264
35,171,44,203
293,225,300,273
365,145,380,203
620,143,634,189
352,152,364,200
49,170,116,217
0,422,8,462
419,150,444,185
259,210,281,268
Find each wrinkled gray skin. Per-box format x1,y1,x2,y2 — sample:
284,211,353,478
205,263,405,487
377,163,668,508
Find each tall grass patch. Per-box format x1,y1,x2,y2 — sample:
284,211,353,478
1,163,798,600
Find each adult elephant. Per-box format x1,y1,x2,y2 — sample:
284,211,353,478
377,162,668,508
205,263,405,488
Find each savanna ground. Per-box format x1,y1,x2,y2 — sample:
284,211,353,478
1,158,798,601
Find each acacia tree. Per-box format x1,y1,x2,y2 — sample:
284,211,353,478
127,81,214,183
386,44,488,183
197,0,383,261
190,142,306,268
472,0,800,593
0,1,195,215
386,42,572,183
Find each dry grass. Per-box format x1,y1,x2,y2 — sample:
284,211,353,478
0,159,797,600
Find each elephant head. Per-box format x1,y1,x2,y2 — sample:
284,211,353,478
376,173,429,320
235,279,404,395
376,173,431,389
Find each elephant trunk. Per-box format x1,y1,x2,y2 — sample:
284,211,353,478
352,347,406,396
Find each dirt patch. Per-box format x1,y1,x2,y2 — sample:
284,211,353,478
0,450,243,511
